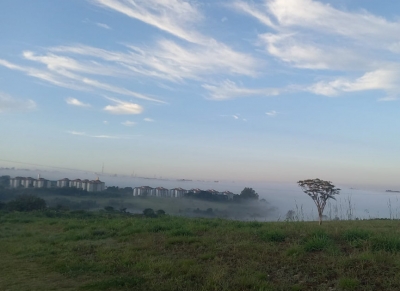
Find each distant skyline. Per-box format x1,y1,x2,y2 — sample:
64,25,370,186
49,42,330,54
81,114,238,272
1,0,400,187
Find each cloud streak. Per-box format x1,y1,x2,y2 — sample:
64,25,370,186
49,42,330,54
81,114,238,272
104,97,143,114
203,80,281,100
266,110,278,117
0,53,164,103
232,0,400,99
121,120,136,126
0,92,36,113
67,130,138,139
90,0,204,44
66,97,91,107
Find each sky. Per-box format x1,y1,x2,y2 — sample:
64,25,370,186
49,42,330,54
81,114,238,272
1,0,400,188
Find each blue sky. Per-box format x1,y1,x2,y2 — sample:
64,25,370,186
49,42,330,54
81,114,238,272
1,0,400,187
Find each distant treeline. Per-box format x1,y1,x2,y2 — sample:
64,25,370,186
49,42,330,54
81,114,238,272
184,187,259,203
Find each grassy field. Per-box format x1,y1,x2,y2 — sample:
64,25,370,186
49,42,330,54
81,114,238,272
2,210,400,291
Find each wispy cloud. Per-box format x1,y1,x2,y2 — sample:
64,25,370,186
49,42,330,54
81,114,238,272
66,97,91,107
104,97,143,114
235,0,400,47
266,110,278,117
96,22,111,29
90,0,204,44
258,33,370,70
121,120,136,126
0,52,164,103
220,114,247,121
203,80,281,100
233,0,400,99
144,118,154,122
52,40,259,83
0,92,36,113
67,130,138,139
307,68,400,98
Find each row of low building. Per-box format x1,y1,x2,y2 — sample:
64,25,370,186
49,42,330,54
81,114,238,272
133,186,235,199
7,176,234,197
9,176,105,192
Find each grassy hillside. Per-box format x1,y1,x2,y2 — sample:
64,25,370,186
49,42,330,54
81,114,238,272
2,210,400,290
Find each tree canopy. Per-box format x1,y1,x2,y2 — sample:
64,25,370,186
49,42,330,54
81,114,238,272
240,188,259,200
298,178,340,225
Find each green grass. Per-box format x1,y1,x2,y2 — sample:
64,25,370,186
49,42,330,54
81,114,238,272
2,211,400,290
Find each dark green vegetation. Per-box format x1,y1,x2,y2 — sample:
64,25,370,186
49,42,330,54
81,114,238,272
2,210,400,290
184,187,258,202
0,187,274,220
239,187,259,200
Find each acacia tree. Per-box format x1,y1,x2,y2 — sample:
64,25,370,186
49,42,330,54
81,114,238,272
297,179,340,225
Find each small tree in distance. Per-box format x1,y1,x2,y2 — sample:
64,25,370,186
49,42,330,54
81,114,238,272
240,188,259,200
297,179,340,225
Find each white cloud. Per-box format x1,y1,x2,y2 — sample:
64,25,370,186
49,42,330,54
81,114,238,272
22,51,121,76
233,1,276,28
90,0,204,44
232,0,400,99
96,22,111,29
66,97,91,107
0,92,36,113
103,120,109,124
266,110,278,117
67,130,137,139
235,0,400,46
233,0,394,72
121,120,136,126
232,115,239,120
104,97,143,114
378,96,398,102
203,80,281,100
308,68,400,98
144,118,154,122
258,33,370,70
0,54,164,103
52,40,259,83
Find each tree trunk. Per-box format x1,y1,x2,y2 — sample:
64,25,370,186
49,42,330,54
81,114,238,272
318,210,323,225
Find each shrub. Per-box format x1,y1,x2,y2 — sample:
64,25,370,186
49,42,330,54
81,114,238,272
7,195,46,211
104,206,115,212
156,209,166,216
143,208,156,218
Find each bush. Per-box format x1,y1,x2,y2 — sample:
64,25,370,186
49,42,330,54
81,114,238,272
104,206,115,212
7,195,46,211
143,208,156,218
156,209,166,216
